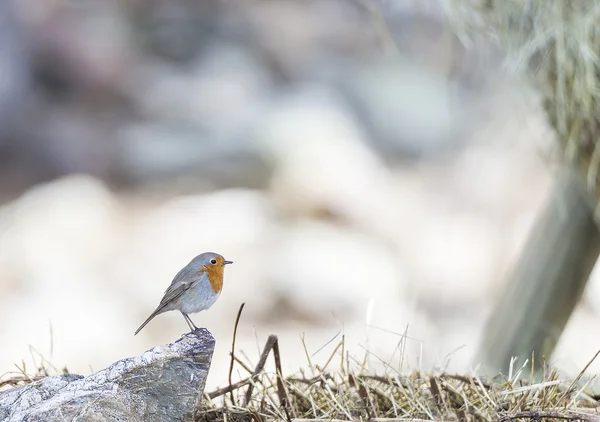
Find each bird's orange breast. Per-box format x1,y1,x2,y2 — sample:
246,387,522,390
202,266,224,294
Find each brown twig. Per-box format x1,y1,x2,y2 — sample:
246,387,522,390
349,374,374,420
429,376,444,414
250,409,264,422
208,375,257,400
232,353,254,375
358,374,406,387
287,373,331,386
497,410,600,421
0,375,46,389
244,335,277,406
442,373,492,390
272,335,294,420
228,302,245,405
239,334,293,420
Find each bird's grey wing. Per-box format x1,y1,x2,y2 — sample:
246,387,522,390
155,265,201,312
134,262,202,335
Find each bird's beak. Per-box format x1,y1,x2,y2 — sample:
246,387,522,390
223,260,233,265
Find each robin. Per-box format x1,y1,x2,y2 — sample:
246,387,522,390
134,252,233,335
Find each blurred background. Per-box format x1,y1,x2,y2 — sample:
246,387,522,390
1,0,598,391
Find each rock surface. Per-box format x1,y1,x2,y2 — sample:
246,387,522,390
0,329,215,422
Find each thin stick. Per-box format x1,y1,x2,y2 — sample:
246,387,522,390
272,335,294,420
208,375,258,399
497,410,600,422
288,374,331,385
311,330,341,357
0,375,45,389
340,334,345,376
299,334,314,372
559,348,600,404
319,341,343,373
228,302,246,405
240,333,293,420
231,354,254,374
349,374,373,420
244,335,278,406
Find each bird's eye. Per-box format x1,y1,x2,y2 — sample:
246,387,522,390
210,259,217,265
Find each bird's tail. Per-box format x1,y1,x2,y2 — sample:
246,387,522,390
134,308,161,336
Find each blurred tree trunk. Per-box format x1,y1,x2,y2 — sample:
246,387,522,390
476,167,600,374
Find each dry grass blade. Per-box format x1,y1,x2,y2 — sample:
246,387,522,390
0,374,46,389
0,350,68,393
559,349,600,403
244,335,278,406
228,302,246,405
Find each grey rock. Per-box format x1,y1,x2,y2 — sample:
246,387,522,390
0,329,215,422
128,0,219,63
117,121,272,189
337,57,468,160
0,0,31,146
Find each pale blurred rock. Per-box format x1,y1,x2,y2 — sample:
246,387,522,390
117,121,270,188
118,43,273,187
256,87,403,244
133,42,271,127
0,174,119,285
339,58,467,159
409,211,502,306
21,0,136,96
261,219,407,321
0,329,214,422
24,105,120,179
118,122,215,179
222,0,377,80
0,175,141,374
126,0,219,62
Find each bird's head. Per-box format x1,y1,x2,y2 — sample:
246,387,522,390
194,252,233,293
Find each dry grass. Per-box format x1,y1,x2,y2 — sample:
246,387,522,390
447,0,600,215
199,329,600,422
0,343,68,392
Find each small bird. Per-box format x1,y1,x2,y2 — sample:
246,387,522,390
134,252,233,335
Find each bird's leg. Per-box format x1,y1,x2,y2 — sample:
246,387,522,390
181,312,196,332
186,315,199,331
181,311,198,332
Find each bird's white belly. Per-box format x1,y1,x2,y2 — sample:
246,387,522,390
178,283,220,314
